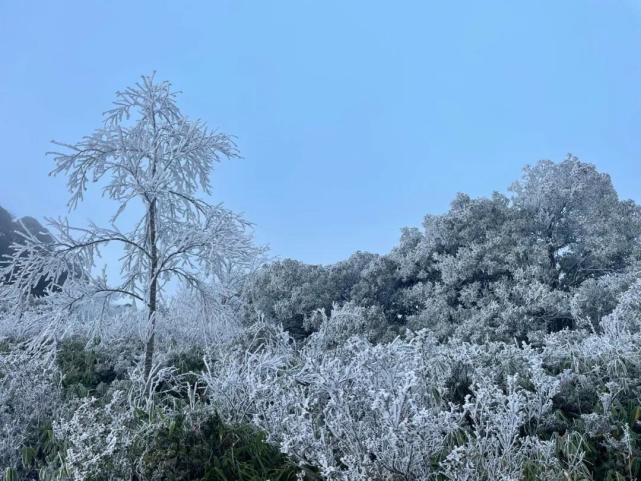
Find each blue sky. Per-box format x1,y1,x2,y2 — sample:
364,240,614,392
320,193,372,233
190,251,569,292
1,1,640,266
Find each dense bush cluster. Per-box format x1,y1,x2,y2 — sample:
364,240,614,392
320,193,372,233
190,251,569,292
243,157,641,343
204,301,641,480
2,285,641,480
0,314,312,481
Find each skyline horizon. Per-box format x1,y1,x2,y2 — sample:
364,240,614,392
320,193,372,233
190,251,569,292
2,1,640,267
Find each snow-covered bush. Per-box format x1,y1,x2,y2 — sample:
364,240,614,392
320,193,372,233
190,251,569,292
0,344,63,475
199,301,641,480
4,257,641,480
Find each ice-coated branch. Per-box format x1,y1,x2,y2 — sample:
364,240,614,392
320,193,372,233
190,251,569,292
4,73,261,379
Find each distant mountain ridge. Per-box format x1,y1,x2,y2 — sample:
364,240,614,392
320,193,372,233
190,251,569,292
0,205,52,255
0,205,55,296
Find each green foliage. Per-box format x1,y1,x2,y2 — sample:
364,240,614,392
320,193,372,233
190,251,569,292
40,341,311,481
11,402,311,481
589,400,641,481
161,347,209,402
56,337,117,397
4,467,18,481
168,347,206,375
137,413,311,481
553,375,599,420
14,419,67,481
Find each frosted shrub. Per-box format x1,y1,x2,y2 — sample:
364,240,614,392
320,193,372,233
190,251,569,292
201,320,296,423
3,287,641,479
203,313,463,480
54,391,136,481
0,345,63,473
601,278,641,335
304,302,387,348
258,337,464,480
201,300,641,480
440,376,578,481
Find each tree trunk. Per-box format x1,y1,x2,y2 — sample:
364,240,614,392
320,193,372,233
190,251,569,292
547,243,559,289
143,199,158,380
144,109,160,382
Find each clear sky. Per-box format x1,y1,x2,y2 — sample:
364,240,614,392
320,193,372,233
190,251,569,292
1,1,640,267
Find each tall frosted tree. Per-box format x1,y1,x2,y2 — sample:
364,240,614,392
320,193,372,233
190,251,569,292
1,74,259,378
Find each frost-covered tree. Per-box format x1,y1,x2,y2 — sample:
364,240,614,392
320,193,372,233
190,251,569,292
241,259,330,338
241,252,388,339
1,74,260,378
510,156,640,291
406,158,641,339
245,157,641,343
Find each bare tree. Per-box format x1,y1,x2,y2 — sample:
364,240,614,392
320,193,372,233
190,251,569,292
1,74,260,378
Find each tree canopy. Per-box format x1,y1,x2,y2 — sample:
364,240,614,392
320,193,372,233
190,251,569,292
244,156,641,342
